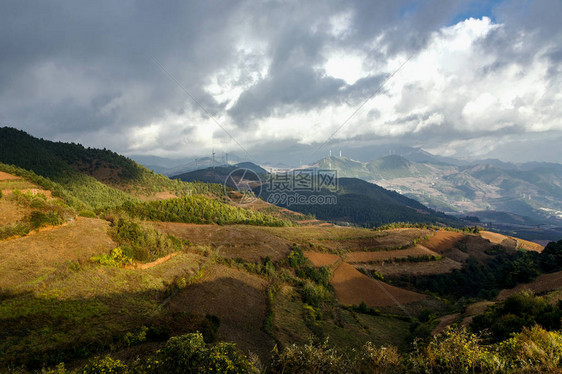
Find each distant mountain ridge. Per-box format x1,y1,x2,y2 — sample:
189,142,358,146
311,153,562,237
173,162,461,228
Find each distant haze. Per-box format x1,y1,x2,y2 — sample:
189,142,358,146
1,1,561,165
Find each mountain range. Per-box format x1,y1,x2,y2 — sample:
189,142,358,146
312,154,562,238
2,126,562,372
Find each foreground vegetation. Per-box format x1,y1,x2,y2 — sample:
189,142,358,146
32,324,561,373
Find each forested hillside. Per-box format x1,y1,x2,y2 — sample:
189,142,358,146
259,177,460,227
0,128,224,210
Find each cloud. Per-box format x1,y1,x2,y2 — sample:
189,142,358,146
0,0,561,164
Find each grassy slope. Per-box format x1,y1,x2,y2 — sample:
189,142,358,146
0,127,225,209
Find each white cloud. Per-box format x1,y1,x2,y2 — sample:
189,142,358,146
2,1,561,163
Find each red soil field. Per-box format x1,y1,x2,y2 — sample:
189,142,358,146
480,231,544,252
305,251,340,267
331,262,426,307
343,245,440,263
422,230,465,253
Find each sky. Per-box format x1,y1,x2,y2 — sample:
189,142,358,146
1,0,561,165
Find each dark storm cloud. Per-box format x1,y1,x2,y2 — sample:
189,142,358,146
0,0,560,163
0,1,240,137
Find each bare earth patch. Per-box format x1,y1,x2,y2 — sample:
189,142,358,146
167,264,274,361
305,252,340,267
153,222,292,262
480,231,544,252
432,313,461,336
357,257,462,277
343,245,440,263
331,262,426,307
422,230,465,253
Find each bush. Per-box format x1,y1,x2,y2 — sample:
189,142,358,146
78,210,97,218
498,325,562,371
108,218,182,262
271,339,348,374
29,211,63,229
301,280,331,307
353,342,403,374
288,244,307,268
90,247,133,267
471,291,562,342
152,332,256,374
0,222,31,240
72,355,129,373
409,328,501,373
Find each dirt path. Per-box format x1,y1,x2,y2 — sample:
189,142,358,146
125,252,181,270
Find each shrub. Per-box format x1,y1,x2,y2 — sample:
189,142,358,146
301,280,331,307
288,244,307,268
471,291,562,342
79,210,97,218
77,355,129,374
498,325,562,371
90,247,133,267
152,332,256,374
409,327,501,373
108,218,182,262
353,342,403,374
29,211,63,228
0,222,31,239
270,339,348,374
296,266,331,287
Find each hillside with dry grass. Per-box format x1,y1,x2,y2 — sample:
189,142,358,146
1,132,561,373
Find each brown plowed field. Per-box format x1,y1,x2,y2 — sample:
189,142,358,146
153,222,292,261
498,270,562,300
343,245,440,263
305,251,340,267
331,262,426,307
422,230,465,253
318,228,433,252
480,231,544,252
358,257,462,277
167,264,274,360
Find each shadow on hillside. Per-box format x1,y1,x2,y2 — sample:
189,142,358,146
0,276,272,370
